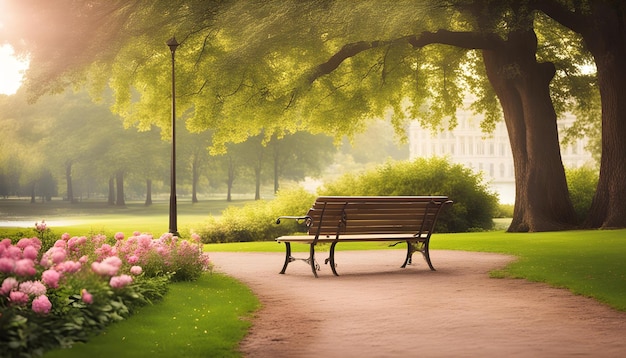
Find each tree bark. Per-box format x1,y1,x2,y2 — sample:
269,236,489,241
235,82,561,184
586,46,626,228
536,0,626,229
482,29,577,232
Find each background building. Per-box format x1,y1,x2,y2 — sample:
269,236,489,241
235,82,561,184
408,98,594,204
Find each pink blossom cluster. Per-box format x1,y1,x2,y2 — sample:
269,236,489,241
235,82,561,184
1,228,211,315
35,220,47,233
0,238,53,314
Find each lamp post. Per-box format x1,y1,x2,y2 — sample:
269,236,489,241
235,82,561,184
166,36,179,236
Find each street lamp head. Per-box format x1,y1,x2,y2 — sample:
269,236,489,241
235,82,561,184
166,36,179,53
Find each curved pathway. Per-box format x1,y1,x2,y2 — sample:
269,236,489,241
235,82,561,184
211,250,626,357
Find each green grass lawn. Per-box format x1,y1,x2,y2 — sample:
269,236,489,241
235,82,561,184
44,273,259,358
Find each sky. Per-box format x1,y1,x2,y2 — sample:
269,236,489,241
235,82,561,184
0,44,29,95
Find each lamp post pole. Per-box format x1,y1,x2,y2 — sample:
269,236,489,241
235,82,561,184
166,36,179,236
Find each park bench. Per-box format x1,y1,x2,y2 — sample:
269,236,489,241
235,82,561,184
275,196,453,277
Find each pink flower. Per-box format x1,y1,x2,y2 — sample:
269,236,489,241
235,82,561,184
22,245,39,260
53,240,66,248
61,233,71,241
19,280,46,296
42,269,61,288
1,277,19,295
17,238,40,250
95,244,114,259
40,247,67,268
130,266,142,275
109,274,133,289
191,233,202,243
199,252,212,271
115,232,125,240
14,259,36,276
81,289,93,304
0,257,14,273
102,256,123,269
9,291,29,305
56,260,82,273
32,295,52,314
91,261,119,276
35,220,47,232
67,237,80,251
6,246,21,259
127,255,139,264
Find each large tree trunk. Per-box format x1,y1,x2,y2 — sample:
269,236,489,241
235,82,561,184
536,0,626,229
586,48,626,228
579,4,626,229
483,29,577,232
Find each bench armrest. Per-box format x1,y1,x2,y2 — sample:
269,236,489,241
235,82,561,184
275,215,312,226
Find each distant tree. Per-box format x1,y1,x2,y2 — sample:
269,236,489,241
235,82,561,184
269,132,336,193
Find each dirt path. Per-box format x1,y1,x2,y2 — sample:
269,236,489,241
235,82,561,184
210,250,626,357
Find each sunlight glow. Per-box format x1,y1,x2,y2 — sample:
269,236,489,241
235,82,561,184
0,44,29,95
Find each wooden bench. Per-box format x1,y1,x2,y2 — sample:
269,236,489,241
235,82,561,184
275,196,452,277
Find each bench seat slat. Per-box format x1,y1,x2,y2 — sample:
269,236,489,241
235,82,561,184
276,233,421,244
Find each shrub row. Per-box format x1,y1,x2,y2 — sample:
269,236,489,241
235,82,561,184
198,187,316,243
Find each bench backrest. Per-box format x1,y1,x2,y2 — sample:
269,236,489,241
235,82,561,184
305,196,452,237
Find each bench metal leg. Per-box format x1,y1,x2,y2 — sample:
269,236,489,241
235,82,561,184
421,240,436,271
279,242,321,277
309,244,319,278
403,241,436,271
279,242,293,274
324,241,340,276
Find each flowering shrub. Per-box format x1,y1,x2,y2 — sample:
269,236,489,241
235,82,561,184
0,228,212,357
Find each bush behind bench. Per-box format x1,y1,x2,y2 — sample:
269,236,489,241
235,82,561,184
196,158,500,243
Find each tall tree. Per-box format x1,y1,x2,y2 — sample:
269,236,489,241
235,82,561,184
533,0,626,228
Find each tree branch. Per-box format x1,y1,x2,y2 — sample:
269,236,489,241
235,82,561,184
530,0,588,34
307,30,501,84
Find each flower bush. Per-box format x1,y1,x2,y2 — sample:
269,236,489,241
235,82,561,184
0,227,212,357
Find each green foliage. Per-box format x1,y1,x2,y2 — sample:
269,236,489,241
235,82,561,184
319,157,498,232
565,166,598,223
196,187,316,243
495,203,514,218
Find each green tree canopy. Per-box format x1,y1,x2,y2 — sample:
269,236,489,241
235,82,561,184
4,0,622,230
